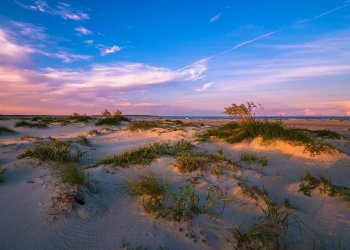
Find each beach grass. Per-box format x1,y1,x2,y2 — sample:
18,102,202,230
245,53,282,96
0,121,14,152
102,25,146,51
125,174,212,222
95,116,130,126
298,172,350,197
55,164,87,186
172,139,192,154
75,136,91,146
15,120,48,128
175,151,204,173
0,126,16,135
198,120,337,155
240,152,268,166
234,183,290,249
99,141,170,167
128,119,196,131
18,140,83,162
0,167,8,183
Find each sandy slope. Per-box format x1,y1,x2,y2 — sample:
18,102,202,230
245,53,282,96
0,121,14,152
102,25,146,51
0,118,350,249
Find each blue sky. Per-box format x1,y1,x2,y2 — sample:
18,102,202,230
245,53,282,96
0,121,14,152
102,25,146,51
0,0,350,115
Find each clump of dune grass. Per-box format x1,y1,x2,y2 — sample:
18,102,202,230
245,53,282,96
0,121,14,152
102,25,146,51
298,171,350,197
128,119,197,131
18,139,83,163
233,183,291,249
240,152,268,166
126,174,226,223
0,167,8,183
198,120,336,155
15,120,48,128
54,164,87,187
95,109,130,126
175,151,204,173
75,136,91,146
0,126,16,135
69,113,91,123
172,139,192,154
99,141,170,167
199,101,339,155
87,129,99,136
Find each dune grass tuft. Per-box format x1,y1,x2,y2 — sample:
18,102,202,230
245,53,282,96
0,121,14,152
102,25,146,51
126,174,225,223
54,164,87,186
0,167,8,183
173,139,193,154
240,152,268,166
18,140,83,162
75,136,91,146
95,109,130,126
175,151,204,173
234,183,291,249
99,141,170,167
198,120,337,155
0,126,16,135
69,113,91,123
15,120,48,128
128,119,197,131
298,171,350,197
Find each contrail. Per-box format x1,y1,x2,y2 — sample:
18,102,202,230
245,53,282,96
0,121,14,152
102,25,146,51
177,1,350,72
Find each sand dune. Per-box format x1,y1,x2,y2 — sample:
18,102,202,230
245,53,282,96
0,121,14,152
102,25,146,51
1,118,350,249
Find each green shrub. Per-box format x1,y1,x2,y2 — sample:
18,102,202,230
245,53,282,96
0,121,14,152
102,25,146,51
18,140,83,162
99,141,170,167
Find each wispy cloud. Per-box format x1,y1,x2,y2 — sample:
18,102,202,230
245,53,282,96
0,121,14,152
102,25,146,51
17,1,89,21
11,21,47,40
209,12,223,23
75,26,92,35
195,82,214,92
97,45,122,56
0,28,91,64
0,29,32,63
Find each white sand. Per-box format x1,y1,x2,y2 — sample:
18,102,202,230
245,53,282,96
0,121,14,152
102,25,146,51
1,118,350,249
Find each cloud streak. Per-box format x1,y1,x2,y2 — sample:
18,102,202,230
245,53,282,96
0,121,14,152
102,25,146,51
209,12,223,23
17,1,89,21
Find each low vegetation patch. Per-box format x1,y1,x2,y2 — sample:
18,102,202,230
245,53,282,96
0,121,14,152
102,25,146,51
128,119,197,131
0,167,8,183
15,120,48,128
74,136,91,146
198,102,339,155
175,151,204,173
95,109,130,126
126,173,227,223
99,141,170,167
198,120,336,155
69,113,91,123
0,126,16,135
298,172,350,197
234,183,291,249
18,139,83,163
240,152,268,166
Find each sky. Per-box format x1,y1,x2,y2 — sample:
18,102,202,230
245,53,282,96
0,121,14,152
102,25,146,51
0,0,350,116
